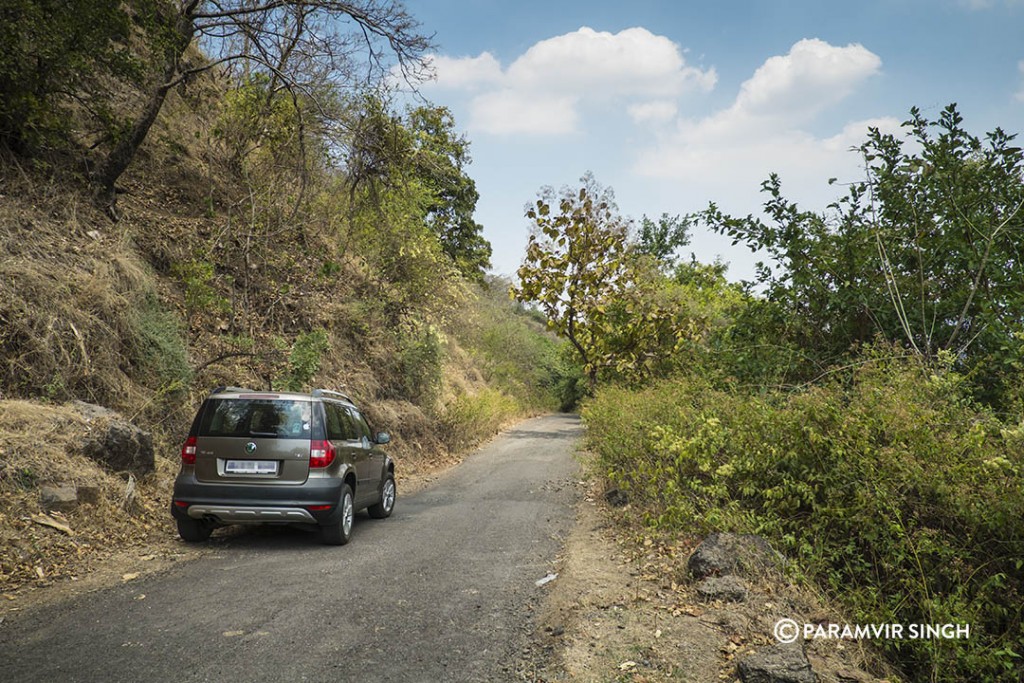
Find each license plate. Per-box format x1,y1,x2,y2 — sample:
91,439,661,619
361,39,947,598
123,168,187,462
225,460,278,475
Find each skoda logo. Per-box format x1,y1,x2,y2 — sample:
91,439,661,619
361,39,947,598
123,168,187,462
245,442,257,455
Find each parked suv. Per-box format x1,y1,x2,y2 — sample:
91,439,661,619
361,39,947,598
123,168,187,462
171,387,395,545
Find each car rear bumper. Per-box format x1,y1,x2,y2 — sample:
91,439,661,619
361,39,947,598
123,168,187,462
171,475,344,526
183,504,317,524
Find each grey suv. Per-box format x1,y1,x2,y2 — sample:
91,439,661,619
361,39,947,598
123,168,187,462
171,387,395,545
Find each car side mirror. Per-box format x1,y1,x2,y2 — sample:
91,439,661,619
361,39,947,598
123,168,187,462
375,432,391,445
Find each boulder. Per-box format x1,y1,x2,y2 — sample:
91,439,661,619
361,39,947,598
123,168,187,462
737,645,817,683
75,402,154,476
40,484,78,512
687,532,782,579
696,574,748,602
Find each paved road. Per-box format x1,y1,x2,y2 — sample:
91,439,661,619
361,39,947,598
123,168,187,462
0,414,582,683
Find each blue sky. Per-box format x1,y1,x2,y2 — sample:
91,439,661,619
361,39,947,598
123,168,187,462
404,0,1024,281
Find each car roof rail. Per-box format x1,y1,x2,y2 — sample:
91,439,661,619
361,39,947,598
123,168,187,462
210,385,253,395
312,388,353,403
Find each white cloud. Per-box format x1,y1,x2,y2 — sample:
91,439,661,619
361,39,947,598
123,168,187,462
470,91,578,135
633,39,890,211
427,52,502,90
733,39,882,123
425,27,716,135
504,27,716,97
628,101,679,124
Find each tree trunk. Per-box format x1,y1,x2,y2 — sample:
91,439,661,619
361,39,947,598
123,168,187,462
91,8,196,212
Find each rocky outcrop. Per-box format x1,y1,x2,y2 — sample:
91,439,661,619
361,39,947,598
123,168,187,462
73,401,154,476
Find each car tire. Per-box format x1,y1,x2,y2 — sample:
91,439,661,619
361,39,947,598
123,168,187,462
367,474,396,519
176,516,213,543
320,484,354,545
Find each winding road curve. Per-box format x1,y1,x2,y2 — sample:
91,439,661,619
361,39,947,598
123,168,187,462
0,414,582,682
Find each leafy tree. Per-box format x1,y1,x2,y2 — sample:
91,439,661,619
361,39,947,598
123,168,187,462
512,174,687,391
512,174,629,391
344,98,491,282
90,0,431,208
407,105,492,280
702,104,1024,404
0,0,143,152
635,212,691,268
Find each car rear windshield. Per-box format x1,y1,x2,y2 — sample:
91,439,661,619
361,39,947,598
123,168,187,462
198,399,312,439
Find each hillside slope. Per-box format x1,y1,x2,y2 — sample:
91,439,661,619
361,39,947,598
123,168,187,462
0,62,564,597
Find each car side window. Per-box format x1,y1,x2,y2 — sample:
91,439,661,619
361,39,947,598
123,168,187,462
348,408,373,441
324,403,347,441
337,406,360,441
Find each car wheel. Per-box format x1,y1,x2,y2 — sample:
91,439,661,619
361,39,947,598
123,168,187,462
176,516,213,542
367,474,395,519
320,484,354,545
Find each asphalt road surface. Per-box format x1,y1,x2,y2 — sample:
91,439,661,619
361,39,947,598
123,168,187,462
0,414,582,683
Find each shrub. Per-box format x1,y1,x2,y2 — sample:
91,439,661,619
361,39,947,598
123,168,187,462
396,323,444,406
127,292,191,390
281,329,330,392
439,388,519,453
583,351,1024,682
171,259,229,317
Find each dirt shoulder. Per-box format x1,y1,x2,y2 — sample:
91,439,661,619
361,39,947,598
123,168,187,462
527,469,892,682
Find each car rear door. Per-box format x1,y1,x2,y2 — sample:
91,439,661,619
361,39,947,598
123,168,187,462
324,401,368,493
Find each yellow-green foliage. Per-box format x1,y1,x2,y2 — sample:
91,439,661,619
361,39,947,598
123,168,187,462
439,387,520,453
452,280,568,412
584,350,1024,682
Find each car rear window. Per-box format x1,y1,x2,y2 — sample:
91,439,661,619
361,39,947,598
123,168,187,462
198,399,312,439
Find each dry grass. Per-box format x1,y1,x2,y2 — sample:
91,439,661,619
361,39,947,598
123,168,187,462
0,401,179,595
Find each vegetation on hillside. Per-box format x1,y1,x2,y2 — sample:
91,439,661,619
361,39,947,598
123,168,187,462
514,107,1024,682
0,0,567,591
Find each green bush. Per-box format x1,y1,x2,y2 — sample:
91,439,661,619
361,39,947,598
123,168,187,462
395,323,443,406
128,293,191,390
171,259,230,317
282,329,330,392
583,351,1024,682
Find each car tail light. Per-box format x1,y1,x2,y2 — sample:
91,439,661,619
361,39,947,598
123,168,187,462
181,436,197,464
310,439,335,468
306,504,332,512
173,500,189,508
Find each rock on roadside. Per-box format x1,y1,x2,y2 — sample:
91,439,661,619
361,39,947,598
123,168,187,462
737,644,818,683
39,484,78,512
73,401,154,476
696,574,749,602
687,532,783,580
